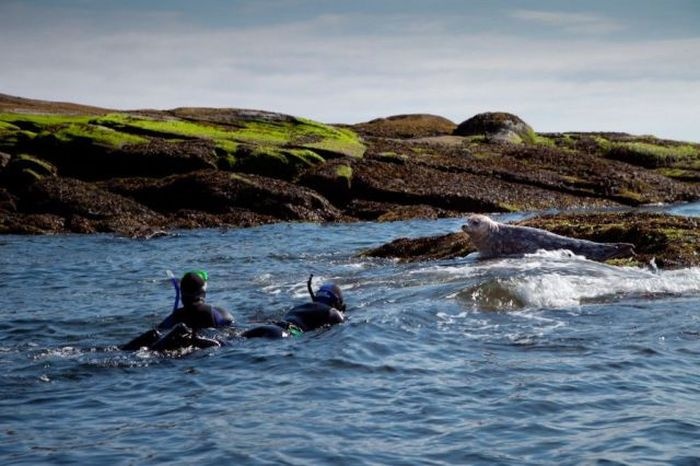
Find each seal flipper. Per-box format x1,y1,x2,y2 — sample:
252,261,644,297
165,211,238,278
593,242,636,261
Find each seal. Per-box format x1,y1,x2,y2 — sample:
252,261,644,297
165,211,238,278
461,214,635,261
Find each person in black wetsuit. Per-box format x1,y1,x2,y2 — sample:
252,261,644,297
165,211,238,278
121,270,233,351
241,278,346,339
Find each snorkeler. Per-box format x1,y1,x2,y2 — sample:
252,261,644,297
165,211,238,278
241,275,346,339
120,270,233,351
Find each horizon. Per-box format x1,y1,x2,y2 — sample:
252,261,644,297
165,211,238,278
1,0,699,142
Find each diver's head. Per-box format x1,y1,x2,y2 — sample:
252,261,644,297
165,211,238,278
313,283,345,312
180,270,208,305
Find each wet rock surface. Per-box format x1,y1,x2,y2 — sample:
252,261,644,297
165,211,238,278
1,94,698,260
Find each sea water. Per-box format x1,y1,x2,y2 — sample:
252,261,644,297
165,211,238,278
1,203,699,465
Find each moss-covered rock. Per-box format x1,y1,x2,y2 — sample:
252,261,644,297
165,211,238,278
352,114,457,138
234,145,325,179
453,112,536,144
0,153,57,188
0,94,698,235
298,158,356,206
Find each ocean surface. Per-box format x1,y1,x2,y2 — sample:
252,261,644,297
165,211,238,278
1,203,699,465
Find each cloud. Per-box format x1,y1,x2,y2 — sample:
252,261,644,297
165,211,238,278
0,5,698,141
509,9,625,35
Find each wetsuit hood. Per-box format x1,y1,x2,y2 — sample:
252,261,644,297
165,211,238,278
180,270,208,305
313,283,345,311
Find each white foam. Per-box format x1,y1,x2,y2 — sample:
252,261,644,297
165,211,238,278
509,265,700,309
419,251,700,310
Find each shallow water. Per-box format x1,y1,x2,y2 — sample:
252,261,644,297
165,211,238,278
1,203,699,465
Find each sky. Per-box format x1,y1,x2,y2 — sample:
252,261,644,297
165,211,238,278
1,0,699,141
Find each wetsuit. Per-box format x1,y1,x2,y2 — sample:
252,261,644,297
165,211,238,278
120,303,233,351
157,303,233,330
241,301,344,339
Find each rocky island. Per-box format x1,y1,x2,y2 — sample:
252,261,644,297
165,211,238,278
1,94,698,268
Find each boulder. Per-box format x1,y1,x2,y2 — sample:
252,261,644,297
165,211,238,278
454,112,535,144
352,114,457,138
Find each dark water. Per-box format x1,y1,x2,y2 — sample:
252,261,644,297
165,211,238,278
1,204,699,465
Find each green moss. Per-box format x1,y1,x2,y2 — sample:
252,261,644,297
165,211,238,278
229,172,257,186
594,136,612,152
599,139,699,168
217,154,237,171
616,189,644,203
496,202,519,212
22,167,45,182
471,152,492,160
0,120,20,131
606,257,643,268
615,142,697,162
53,123,148,147
464,135,488,144
656,167,699,181
286,148,325,166
0,120,37,149
94,113,235,140
296,118,365,158
533,134,556,147
504,133,524,144
376,152,408,162
0,112,91,131
214,140,239,154
522,128,539,145
561,175,585,185
94,113,365,158
336,164,352,179
16,154,56,175
0,110,365,179
334,164,353,190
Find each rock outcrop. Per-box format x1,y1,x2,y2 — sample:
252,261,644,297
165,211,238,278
0,94,698,246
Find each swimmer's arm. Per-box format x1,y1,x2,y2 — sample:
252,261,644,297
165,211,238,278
156,312,178,330
328,308,345,325
212,306,234,327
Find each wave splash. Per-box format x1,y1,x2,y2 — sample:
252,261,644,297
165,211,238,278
431,250,700,311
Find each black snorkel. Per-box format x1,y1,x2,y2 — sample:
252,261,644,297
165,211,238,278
307,274,316,301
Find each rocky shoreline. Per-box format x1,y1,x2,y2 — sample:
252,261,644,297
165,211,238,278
1,94,698,268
